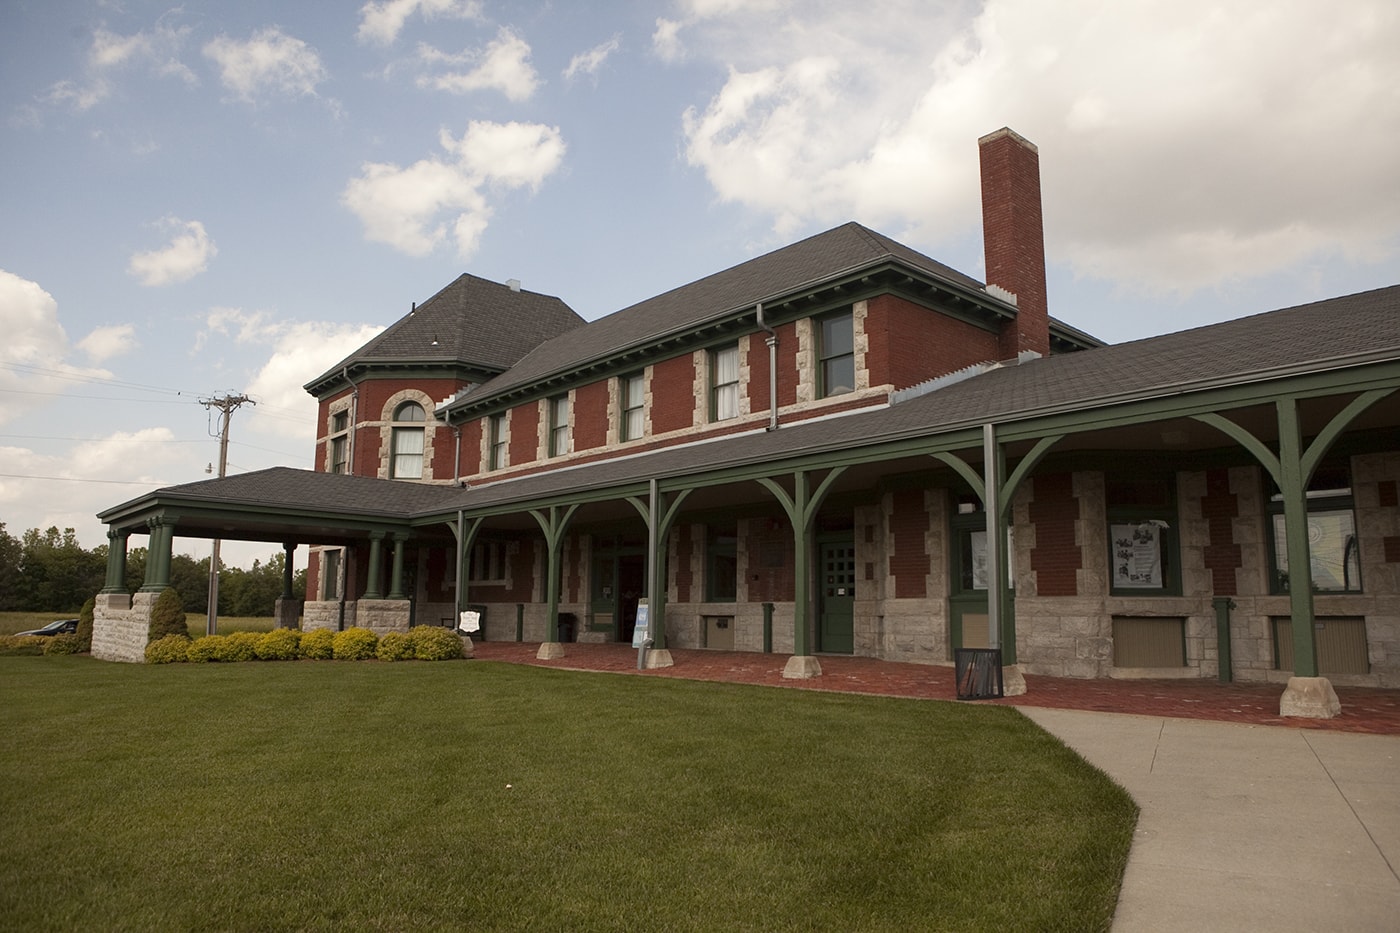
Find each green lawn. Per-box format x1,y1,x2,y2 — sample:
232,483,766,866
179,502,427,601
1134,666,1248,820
0,657,1137,931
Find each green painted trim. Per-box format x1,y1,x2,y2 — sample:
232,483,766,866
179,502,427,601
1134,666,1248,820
528,504,580,643
1300,388,1395,482
1276,398,1318,677
1000,433,1063,521
931,451,984,500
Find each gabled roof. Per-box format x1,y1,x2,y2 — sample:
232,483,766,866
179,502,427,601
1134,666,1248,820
439,222,1099,418
304,274,585,398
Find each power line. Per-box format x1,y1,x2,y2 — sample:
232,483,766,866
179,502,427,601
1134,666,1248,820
0,473,171,486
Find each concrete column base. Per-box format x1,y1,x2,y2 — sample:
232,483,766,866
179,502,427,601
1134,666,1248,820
782,655,823,679
460,636,475,659
1280,676,1341,718
1002,664,1027,697
536,642,566,660
644,648,674,669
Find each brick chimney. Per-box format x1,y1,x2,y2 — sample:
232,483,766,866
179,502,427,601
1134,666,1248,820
979,127,1050,359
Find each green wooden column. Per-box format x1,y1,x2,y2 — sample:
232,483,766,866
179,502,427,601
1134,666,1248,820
101,527,129,594
758,468,846,663
935,429,1063,667
281,543,296,600
364,533,385,599
453,512,483,617
1194,389,1393,680
625,481,692,652
138,517,175,592
387,533,408,600
528,504,579,646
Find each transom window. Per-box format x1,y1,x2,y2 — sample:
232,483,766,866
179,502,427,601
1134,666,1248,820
818,309,855,398
621,372,645,441
548,395,570,458
710,344,739,422
390,401,426,479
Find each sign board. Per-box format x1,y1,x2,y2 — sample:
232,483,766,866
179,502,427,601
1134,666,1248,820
631,600,650,648
458,610,481,633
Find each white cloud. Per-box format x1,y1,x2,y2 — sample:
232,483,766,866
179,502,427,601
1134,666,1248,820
652,19,684,62
0,270,111,424
564,35,621,81
128,217,217,287
77,324,138,363
358,0,483,45
198,309,386,440
417,28,539,101
670,0,1400,296
42,22,195,111
203,27,327,102
342,120,565,259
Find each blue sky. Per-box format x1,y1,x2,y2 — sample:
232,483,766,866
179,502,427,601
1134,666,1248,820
2,0,1398,568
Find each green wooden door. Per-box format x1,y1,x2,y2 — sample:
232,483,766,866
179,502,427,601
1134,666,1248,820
818,540,855,653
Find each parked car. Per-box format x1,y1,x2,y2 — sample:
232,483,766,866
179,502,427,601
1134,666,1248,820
15,619,79,637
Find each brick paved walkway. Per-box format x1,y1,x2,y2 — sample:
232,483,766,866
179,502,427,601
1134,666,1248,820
470,640,1400,735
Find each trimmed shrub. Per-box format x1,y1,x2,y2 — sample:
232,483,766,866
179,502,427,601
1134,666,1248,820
220,631,260,662
77,596,95,652
376,631,413,661
333,627,379,661
186,635,225,663
409,625,465,661
0,635,48,656
299,628,335,660
44,633,84,656
147,587,189,643
255,628,302,661
145,634,190,664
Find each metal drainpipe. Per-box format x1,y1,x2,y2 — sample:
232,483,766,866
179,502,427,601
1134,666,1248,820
1213,597,1236,683
762,602,774,653
452,423,461,482
755,303,779,431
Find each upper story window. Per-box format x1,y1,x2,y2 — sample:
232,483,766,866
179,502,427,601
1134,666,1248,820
488,413,507,471
710,344,739,422
548,395,570,458
329,410,349,474
1268,462,1360,593
621,372,645,441
390,401,426,479
818,309,855,398
1106,476,1179,596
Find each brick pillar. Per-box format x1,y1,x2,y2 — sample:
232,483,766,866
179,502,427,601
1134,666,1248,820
979,127,1050,359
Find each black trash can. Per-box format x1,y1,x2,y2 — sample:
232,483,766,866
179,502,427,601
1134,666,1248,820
557,612,577,643
954,648,1004,700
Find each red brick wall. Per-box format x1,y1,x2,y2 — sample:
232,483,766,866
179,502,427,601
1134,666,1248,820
573,381,610,451
458,419,482,479
651,355,696,434
509,400,541,466
499,538,534,602
1201,468,1242,595
745,519,794,601
864,294,1002,389
889,488,929,598
979,128,1049,359
1029,473,1080,596
747,321,800,411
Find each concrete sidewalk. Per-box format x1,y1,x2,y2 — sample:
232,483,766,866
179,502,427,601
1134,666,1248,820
1021,708,1400,932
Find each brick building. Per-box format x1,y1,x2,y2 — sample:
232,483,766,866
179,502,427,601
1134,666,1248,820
94,128,1400,719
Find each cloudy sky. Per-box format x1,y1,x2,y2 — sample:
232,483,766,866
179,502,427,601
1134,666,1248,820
2,0,1398,568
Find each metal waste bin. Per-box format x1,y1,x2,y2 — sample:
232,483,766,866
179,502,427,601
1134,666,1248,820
954,648,1004,700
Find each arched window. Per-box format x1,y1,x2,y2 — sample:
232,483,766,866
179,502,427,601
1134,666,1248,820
390,401,426,479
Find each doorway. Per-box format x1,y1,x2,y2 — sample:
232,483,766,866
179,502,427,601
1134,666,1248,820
591,537,646,643
818,538,855,653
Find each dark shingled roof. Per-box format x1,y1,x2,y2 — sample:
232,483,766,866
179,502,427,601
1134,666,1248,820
305,274,585,395
458,222,999,404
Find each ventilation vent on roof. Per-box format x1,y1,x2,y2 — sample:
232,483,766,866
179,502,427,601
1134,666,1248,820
507,279,521,292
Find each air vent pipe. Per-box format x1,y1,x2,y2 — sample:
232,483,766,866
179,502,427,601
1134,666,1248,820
756,302,779,431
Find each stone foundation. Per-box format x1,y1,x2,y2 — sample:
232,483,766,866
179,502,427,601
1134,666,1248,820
92,591,155,663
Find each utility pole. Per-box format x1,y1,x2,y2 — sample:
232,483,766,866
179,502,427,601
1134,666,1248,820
200,394,254,636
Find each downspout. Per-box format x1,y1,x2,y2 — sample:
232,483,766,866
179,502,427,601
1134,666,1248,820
452,423,462,483
756,302,779,431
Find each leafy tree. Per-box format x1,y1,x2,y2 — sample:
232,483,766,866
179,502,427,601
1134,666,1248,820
0,522,21,611
16,527,104,612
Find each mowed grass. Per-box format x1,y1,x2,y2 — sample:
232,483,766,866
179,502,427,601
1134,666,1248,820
0,657,1137,932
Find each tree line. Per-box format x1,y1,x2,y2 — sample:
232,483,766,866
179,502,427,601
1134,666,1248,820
0,523,307,615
